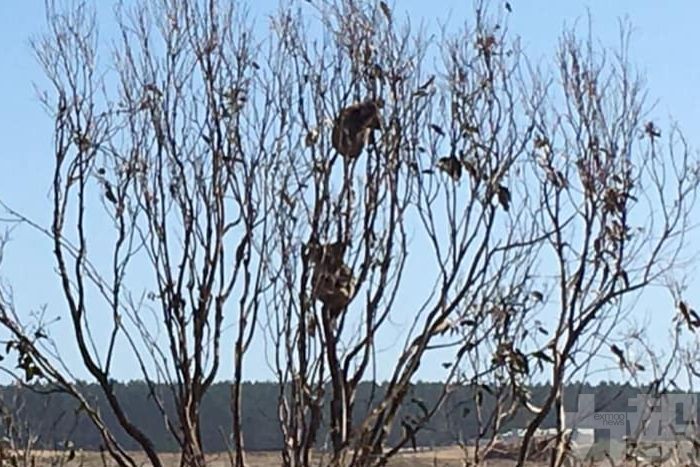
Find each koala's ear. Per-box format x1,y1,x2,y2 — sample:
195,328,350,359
302,239,322,262
352,101,381,131
355,101,380,127
327,241,347,263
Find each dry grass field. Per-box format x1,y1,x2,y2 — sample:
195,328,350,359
0,446,597,467
14,442,690,466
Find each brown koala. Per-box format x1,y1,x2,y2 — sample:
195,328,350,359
311,263,356,311
331,100,382,158
304,240,356,311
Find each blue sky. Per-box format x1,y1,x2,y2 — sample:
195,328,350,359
0,1,698,384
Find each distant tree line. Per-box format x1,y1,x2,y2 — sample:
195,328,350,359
0,381,675,452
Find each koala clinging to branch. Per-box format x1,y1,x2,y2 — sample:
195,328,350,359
303,240,356,312
331,99,383,158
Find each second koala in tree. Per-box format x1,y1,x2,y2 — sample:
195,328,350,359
312,263,356,311
303,240,356,312
331,99,382,158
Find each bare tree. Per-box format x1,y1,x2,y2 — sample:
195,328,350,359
260,2,548,466
510,19,700,467
0,1,268,466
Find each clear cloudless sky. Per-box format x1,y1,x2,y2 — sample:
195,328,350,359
0,1,698,383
